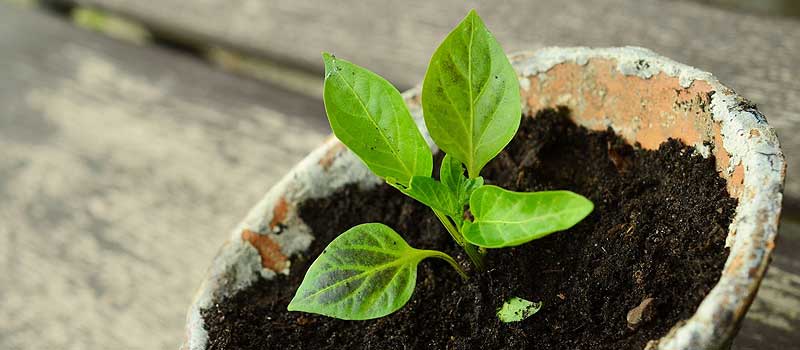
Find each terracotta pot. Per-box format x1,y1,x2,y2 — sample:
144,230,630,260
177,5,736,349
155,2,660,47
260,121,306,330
182,47,785,350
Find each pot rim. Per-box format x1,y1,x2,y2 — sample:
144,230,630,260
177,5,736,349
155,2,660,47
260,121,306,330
182,46,785,350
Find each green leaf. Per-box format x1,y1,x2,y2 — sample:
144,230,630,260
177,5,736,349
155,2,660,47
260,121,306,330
497,297,542,323
440,153,484,206
440,153,462,190
403,176,460,216
323,53,432,186
462,186,594,248
422,10,521,178
288,223,462,320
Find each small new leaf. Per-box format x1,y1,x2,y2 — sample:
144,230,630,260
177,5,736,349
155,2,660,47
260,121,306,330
422,10,521,178
497,297,542,323
463,186,594,248
323,53,432,187
440,153,484,206
288,223,462,320
404,176,460,216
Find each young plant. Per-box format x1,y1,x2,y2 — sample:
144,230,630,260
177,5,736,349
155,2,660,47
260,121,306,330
288,10,593,321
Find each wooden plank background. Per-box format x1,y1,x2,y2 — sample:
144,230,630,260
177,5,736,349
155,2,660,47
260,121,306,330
58,0,800,203
2,0,799,349
0,3,327,349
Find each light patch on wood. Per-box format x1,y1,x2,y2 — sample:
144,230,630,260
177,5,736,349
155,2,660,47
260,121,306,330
745,265,800,331
3,44,324,349
207,48,323,99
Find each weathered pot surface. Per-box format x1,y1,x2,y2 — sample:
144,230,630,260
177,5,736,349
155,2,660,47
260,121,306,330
182,47,785,350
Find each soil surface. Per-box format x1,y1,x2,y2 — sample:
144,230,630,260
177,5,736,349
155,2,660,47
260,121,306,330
202,107,737,349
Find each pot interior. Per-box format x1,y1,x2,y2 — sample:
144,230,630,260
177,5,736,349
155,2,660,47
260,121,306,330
519,58,743,199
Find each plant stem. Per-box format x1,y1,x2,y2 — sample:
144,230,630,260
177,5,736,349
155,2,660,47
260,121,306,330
462,241,485,271
425,250,469,281
432,209,485,271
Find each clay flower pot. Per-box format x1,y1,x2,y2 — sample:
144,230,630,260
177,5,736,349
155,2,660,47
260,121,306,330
182,47,785,350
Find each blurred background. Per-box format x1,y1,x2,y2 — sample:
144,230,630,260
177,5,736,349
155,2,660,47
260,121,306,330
0,0,798,349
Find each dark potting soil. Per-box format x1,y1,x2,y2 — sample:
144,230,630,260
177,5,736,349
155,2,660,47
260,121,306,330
202,107,737,350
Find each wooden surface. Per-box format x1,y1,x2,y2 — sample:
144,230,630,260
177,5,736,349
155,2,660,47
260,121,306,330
2,1,799,349
737,217,800,349
58,0,800,203
0,3,327,349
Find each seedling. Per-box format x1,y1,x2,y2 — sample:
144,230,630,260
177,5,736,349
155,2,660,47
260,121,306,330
288,10,593,321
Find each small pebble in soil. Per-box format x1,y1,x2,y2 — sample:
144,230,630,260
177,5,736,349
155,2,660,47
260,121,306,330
627,297,657,330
